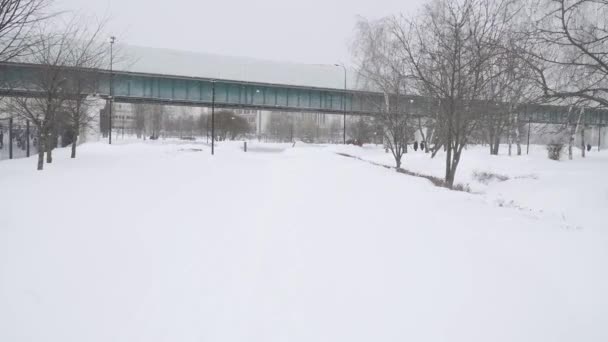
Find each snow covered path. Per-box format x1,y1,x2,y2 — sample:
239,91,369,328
1,142,607,342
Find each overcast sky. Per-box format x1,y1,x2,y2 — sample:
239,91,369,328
54,0,424,66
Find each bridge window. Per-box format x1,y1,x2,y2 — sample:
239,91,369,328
264,88,276,106
186,80,200,101
251,88,264,105
200,81,213,102
310,91,321,109
159,79,173,99
288,90,299,108
300,91,310,109
227,84,240,103
173,79,187,100
276,89,287,107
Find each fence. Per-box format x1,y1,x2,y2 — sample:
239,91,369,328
0,117,39,161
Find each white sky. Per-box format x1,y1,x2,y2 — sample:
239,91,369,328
54,0,424,66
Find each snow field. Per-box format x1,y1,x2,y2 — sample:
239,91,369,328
1,140,607,342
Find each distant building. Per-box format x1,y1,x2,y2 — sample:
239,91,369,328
112,103,135,131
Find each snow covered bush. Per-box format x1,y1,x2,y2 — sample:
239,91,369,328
547,143,564,160
473,171,509,184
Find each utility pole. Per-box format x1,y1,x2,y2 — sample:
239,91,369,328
109,36,115,145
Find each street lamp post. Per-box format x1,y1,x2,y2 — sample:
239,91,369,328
335,64,347,144
109,36,116,145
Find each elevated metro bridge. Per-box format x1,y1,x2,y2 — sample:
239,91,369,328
1,62,607,126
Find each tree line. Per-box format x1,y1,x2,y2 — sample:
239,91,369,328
352,0,608,186
0,0,111,170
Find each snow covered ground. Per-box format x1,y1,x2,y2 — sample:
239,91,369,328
1,140,607,342
331,143,608,232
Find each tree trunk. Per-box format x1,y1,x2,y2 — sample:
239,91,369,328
515,113,522,155
568,125,574,160
508,113,513,156
46,131,53,164
426,127,435,153
569,108,585,160
581,125,586,158
431,142,442,158
446,145,464,187
417,117,428,153
71,136,77,158
445,121,453,184
37,132,44,171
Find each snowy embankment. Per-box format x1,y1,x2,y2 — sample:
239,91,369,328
331,143,608,232
1,140,607,342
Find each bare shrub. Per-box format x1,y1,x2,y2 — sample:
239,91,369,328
547,143,564,160
473,171,509,185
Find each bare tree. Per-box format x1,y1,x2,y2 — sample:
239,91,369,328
353,17,413,169
214,110,250,141
525,0,608,109
390,0,521,185
150,104,163,139
133,103,147,138
349,116,374,144
0,0,51,62
62,16,110,158
6,22,76,169
268,112,295,142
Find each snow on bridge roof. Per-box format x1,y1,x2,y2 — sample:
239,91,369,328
116,45,359,90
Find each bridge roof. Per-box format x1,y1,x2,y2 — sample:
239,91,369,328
116,45,360,91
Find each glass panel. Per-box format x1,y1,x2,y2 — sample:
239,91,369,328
265,87,276,106
214,82,228,103
345,94,352,112
288,90,299,108
173,79,187,100
300,91,310,109
159,79,172,99
128,77,144,97
200,81,213,102
187,80,200,101
276,89,287,107
310,90,321,109
333,92,343,111
251,86,264,105
227,84,240,104
113,75,130,96
323,92,332,111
